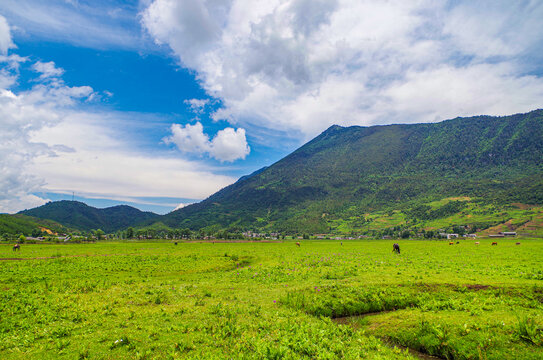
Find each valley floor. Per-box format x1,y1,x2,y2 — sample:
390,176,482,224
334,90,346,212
0,239,542,359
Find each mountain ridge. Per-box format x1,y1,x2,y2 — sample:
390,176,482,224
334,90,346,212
19,200,159,233
156,109,543,232
11,109,543,235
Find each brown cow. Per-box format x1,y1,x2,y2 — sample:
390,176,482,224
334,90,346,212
516,242,521,245
392,243,400,254
449,242,454,245
475,242,480,245
295,242,300,247
491,242,498,246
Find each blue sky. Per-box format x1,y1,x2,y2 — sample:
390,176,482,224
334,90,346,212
1,0,542,214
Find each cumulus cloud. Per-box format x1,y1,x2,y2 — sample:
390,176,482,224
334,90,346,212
142,0,543,140
32,61,64,79
164,122,250,162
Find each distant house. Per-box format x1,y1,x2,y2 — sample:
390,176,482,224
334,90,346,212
500,232,517,236
464,234,477,238
447,233,459,239
489,234,505,238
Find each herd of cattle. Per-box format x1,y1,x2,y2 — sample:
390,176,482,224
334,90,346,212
10,240,522,252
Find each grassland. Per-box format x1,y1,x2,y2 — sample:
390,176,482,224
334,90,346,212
1,239,542,359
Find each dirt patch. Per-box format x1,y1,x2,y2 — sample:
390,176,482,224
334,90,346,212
464,284,489,291
38,226,56,235
511,203,536,210
333,311,392,325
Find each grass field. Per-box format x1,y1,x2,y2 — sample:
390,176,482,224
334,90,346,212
1,239,542,359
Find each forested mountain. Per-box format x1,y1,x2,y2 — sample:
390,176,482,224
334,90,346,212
157,109,543,233
19,201,159,233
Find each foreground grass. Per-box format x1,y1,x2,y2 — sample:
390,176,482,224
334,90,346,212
0,239,542,359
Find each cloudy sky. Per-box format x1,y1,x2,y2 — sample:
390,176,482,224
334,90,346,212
1,0,542,214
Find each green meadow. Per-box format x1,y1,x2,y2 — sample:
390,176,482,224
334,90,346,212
1,239,542,359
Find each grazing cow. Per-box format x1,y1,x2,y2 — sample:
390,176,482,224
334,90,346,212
13,244,20,251
491,242,498,246
449,242,454,245
174,242,178,245
456,241,460,244
392,243,400,254
516,242,521,245
475,242,480,245
296,242,300,247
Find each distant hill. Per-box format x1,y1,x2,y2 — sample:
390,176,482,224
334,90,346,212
19,201,159,233
157,109,543,233
0,214,72,236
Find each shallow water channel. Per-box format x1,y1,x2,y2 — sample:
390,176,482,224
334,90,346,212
332,313,442,360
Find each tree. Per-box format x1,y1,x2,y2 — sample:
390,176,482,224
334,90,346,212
94,229,104,240
126,227,134,239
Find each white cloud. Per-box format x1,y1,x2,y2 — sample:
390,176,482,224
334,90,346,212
0,60,96,212
0,0,142,50
184,98,209,114
142,0,543,140
32,61,64,79
165,122,211,154
209,127,250,162
174,202,191,211
164,121,250,162
0,56,236,213
0,14,15,54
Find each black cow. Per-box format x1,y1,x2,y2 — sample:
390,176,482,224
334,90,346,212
392,243,400,254
13,244,20,251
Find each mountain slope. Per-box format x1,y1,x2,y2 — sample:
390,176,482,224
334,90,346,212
19,201,159,233
0,214,73,236
159,110,543,233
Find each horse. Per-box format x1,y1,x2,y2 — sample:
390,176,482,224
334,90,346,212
13,244,20,251
295,242,300,247
491,242,498,246
392,243,400,254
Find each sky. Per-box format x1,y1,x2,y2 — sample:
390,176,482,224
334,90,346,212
0,0,542,215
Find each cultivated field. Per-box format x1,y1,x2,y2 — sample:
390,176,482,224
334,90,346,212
0,239,542,359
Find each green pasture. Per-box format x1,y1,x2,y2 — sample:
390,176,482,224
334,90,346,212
0,239,542,359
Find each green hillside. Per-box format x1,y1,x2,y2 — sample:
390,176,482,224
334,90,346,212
158,110,543,233
19,201,159,233
0,214,71,236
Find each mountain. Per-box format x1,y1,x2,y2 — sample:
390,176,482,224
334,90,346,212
157,109,543,233
19,201,159,233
